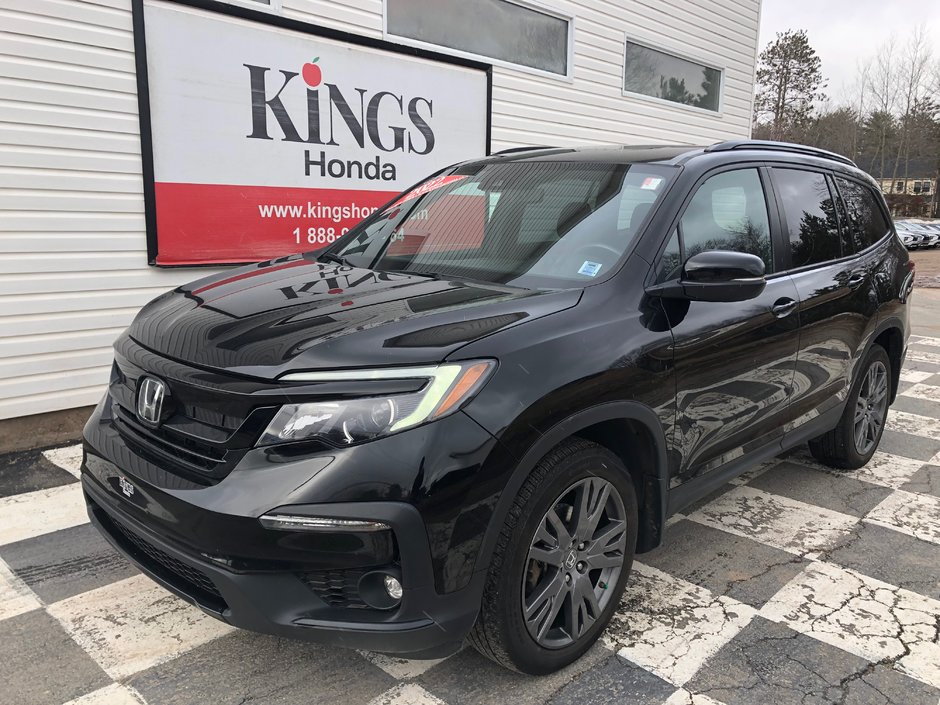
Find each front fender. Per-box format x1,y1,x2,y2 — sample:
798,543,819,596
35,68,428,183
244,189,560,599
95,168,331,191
471,400,670,584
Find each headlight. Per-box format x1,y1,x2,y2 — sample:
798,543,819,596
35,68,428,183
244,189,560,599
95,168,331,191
258,360,495,446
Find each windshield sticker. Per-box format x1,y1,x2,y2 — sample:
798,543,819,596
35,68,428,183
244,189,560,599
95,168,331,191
640,177,664,190
391,175,468,207
578,261,603,277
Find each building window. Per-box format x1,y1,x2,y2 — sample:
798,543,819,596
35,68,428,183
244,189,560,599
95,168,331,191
385,0,571,77
895,180,904,193
218,0,281,12
914,181,923,194
623,40,722,112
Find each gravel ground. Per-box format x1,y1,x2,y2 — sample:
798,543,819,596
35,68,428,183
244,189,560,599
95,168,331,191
911,247,940,288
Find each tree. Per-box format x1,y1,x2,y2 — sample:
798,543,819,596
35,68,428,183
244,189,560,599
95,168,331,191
754,30,827,140
885,193,929,218
805,106,858,157
892,26,933,182
859,110,898,173
868,38,901,180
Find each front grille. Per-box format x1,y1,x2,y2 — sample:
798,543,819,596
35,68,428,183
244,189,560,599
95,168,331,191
112,405,230,480
101,508,226,611
299,569,367,609
107,352,277,483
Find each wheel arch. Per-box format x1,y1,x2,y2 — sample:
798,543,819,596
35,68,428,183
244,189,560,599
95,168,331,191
863,317,906,403
477,401,670,578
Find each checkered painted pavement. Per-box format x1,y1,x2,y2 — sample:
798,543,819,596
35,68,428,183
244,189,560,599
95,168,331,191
2,339,940,705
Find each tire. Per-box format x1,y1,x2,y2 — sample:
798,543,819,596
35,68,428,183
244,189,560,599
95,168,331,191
469,438,638,674
809,344,891,469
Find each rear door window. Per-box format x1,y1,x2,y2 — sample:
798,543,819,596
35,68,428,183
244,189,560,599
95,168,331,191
835,177,891,252
772,168,841,268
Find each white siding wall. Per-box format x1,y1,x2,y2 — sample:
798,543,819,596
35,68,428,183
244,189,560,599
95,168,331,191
0,0,218,420
0,0,759,421
283,0,761,148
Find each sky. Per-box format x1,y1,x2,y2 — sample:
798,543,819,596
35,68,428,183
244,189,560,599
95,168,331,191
758,0,940,103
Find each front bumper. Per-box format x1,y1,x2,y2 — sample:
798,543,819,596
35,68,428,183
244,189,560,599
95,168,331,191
82,472,481,658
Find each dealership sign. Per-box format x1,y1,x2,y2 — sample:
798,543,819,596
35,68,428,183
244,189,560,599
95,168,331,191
138,0,490,265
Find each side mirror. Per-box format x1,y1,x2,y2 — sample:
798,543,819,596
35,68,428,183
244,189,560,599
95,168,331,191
647,250,767,302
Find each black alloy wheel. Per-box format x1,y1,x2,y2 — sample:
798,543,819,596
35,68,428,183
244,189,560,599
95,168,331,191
522,476,628,648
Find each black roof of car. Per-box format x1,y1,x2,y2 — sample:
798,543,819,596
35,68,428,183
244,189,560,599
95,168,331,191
481,140,875,184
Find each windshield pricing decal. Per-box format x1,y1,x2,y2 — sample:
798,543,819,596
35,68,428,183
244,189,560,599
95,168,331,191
391,175,468,207
641,177,664,190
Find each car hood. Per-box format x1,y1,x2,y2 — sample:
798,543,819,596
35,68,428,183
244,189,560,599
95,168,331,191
127,255,581,379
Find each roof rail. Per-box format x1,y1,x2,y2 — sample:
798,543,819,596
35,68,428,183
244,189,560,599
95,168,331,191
704,140,857,168
492,145,555,155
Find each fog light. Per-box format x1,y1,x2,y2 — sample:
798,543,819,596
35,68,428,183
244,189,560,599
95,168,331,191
384,574,403,600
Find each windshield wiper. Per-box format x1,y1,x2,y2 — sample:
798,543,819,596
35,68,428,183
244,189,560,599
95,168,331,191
316,252,351,266
409,270,448,280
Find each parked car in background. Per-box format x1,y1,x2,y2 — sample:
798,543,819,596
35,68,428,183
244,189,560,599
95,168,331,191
923,223,940,246
81,140,913,674
894,220,920,250
896,220,940,249
895,222,919,249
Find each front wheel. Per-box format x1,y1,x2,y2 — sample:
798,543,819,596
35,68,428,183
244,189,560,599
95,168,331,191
809,344,891,469
469,438,638,674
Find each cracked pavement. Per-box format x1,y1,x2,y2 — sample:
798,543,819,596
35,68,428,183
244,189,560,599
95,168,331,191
2,335,940,704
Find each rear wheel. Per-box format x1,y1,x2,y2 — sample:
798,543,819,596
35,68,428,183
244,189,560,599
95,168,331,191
469,438,638,674
809,345,891,469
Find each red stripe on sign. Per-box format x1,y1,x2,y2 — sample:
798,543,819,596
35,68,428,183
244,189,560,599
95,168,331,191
153,182,397,265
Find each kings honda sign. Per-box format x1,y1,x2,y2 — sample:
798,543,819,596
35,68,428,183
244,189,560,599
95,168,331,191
139,0,490,265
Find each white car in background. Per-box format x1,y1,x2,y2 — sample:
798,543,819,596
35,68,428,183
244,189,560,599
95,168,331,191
896,220,939,249
895,222,917,248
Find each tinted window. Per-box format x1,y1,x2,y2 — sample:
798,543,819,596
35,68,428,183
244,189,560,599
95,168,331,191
678,168,773,273
836,177,891,252
773,169,840,268
387,0,569,75
623,41,722,111
655,230,682,283
335,161,677,289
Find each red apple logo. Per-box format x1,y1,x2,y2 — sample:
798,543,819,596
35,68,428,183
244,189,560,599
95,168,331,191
302,57,321,87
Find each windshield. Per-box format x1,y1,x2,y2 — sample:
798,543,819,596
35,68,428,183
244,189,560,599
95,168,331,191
328,160,678,289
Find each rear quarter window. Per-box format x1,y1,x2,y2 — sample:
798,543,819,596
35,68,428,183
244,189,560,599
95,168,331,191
836,177,891,252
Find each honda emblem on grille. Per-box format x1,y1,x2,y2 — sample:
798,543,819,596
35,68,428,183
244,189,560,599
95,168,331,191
137,376,166,425
118,476,135,498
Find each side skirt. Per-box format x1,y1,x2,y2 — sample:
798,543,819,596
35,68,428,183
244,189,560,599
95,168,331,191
664,403,844,518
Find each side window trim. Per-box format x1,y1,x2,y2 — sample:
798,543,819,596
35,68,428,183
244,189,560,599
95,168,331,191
823,174,844,260
758,165,790,275
827,173,854,258
647,161,775,285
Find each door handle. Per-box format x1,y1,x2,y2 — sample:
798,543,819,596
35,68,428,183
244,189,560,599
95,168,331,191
848,273,867,288
771,298,798,318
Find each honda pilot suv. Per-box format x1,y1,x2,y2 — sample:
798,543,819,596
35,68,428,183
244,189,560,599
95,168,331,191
82,140,913,674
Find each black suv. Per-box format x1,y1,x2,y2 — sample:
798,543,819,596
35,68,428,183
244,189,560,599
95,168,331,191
82,140,913,674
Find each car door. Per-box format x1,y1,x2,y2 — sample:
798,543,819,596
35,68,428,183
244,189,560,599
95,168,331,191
652,166,801,486
768,167,879,430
